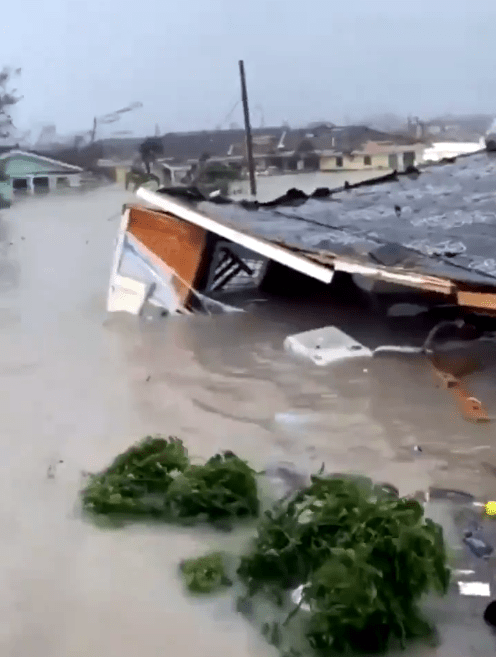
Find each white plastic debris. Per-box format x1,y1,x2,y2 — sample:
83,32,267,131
453,569,476,576
107,275,151,315
291,584,311,612
284,326,372,367
274,412,317,426
458,581,491,597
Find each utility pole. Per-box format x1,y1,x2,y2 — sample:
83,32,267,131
90,117,97,143
239,60,257,198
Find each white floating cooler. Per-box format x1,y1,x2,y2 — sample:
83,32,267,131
284,326,373,366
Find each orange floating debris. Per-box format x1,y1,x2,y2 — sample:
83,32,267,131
431,364,490,423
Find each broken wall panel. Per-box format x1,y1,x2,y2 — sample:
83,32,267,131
127,205,208,308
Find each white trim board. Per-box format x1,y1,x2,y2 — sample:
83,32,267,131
0,149,83,172
136,187,335,284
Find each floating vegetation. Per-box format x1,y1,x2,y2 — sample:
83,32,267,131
81,436,189,517
180,552,232,594
82,442,450,654
81,437,259,525
167,452,259,522
238,475,450,655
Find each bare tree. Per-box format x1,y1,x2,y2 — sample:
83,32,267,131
0,67,22,139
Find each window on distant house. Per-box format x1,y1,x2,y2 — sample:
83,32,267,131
336,156,343,167
364,155,372,166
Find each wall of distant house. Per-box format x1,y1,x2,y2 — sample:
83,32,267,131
320,150,420,172
0,179,12,206
320,154,389,171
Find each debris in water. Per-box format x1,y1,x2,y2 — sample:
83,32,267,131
238,475,450,654
284,326,372,366
264,462,310,498
81,438,259,525
236,596,253,616
485,501,496,516
387,303,428,318
481,461,496,478
290,584,311,612
81,436,190,516
274,411,316,426
429,488,474,503
453,569,476,576
145,375,151,382
458,581,491,597
47,459,64,479
463,532,493,558
180,552,232,594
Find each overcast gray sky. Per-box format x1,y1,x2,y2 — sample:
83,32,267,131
1,0,495,138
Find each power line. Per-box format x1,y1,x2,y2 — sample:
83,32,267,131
222,100,241,127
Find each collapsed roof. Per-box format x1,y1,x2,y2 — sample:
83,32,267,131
137,150,496,308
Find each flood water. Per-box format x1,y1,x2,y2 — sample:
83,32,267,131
0,184,495,656
230,169,392,202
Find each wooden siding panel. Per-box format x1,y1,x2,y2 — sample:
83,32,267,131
128,205,208,307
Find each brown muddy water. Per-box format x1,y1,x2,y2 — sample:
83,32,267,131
0,184,495,656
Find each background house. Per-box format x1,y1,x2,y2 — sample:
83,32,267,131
319,139,425,171
301,126,423,171
47,124,428,191
0,149,83,201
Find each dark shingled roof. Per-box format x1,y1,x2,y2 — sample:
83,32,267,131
163,151,496,288
160,127,286,161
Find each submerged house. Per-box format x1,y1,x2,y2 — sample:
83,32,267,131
0,149,83,203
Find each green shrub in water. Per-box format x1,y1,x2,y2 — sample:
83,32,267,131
167,452,259,521
238,476,450,654
81,439,259,525
81,436,189,516
180,552,232,593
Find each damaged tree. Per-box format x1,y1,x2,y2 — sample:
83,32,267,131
0,67,21,206
139,137,163,175
0,66,22,139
